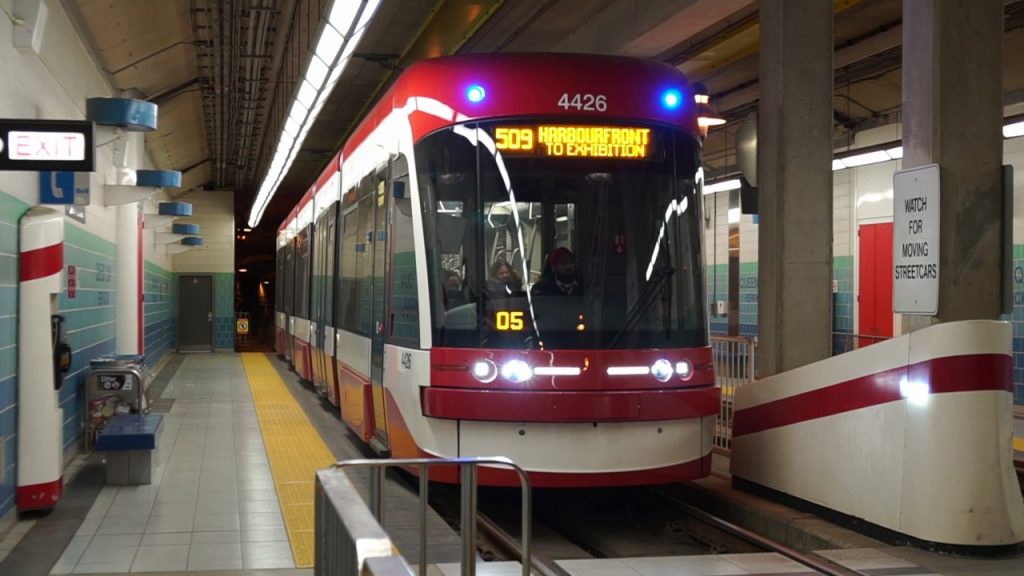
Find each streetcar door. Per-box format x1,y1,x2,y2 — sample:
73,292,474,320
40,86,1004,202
369,164,390,453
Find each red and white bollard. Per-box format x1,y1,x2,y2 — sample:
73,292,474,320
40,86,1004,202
17,207,65,511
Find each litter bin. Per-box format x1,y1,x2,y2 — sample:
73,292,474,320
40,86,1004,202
85,354,151,449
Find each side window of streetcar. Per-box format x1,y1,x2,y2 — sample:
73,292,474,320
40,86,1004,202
388,154,419,347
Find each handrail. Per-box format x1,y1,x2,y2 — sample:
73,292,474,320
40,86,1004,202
333,456,532,576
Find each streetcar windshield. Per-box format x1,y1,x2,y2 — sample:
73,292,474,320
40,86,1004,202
416,121,706,350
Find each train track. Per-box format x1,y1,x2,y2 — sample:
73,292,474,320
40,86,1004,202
465,485,871,576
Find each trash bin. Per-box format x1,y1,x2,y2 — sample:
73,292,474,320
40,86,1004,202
85,354,151,449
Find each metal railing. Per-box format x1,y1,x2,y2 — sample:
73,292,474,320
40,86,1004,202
710,335,757,452
315,456,532,576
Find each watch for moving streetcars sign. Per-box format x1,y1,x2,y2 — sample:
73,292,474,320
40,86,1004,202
0,119,94,172
893,163,939,315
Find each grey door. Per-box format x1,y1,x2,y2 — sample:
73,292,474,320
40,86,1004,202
179,275,213,352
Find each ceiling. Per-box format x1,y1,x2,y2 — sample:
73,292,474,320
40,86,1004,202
63,0,1024,280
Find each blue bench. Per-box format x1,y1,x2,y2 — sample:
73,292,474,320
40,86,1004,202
96,414,163,485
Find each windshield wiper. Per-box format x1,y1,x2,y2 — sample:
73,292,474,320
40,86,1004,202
606,266,674,349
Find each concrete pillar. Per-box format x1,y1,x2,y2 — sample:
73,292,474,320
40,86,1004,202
757,0,833,376
902,1,1004,328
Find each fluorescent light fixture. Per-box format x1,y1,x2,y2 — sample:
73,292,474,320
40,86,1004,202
555,215,568,222
296,80,318,109
283,116,301,138
703,178,741,195
727,207,740,224
1004,121,1024,138
315,25,344,63
832,159,846,171
886,146,903,159
306,56,329,89
840,149,891,168
329,1,360,34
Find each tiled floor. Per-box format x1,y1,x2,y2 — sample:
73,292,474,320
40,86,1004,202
50,354,295,574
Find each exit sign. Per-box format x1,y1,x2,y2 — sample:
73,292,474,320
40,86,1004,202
0,119,94,172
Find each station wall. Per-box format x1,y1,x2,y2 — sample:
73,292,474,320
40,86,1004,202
704,127,1024,404
0,1,202,520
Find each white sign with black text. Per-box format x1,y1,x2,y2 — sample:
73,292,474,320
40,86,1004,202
893,164,940,315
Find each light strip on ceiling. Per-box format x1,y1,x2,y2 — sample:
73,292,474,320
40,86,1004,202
248,0,382,228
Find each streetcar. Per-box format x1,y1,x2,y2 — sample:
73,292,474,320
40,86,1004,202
275,53,719,486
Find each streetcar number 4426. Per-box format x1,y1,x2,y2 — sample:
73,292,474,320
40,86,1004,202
558,93,607,112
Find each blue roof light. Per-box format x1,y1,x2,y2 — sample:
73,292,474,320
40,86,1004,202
466,84,486,103
662,89,682,110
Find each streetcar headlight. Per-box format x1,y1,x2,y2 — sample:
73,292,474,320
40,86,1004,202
501,360,532,384
472,359,498,383
651,359,674,382
675,360,692,379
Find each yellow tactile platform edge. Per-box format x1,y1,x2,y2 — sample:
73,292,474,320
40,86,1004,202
1014,436,1024,453
242,352,336,568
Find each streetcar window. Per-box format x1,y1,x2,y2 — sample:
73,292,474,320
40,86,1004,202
337,201,360,333
388,154,419,347
416,121,707,350
295,227,311,319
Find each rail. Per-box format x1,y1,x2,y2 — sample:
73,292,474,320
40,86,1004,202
315,456,532,576
710,335,757,452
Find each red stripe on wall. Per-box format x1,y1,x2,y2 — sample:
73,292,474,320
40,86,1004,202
19,243,63,282
732,354,1011,438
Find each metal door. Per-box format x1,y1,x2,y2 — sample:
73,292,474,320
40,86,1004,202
857,222,893,348
369,176,390,453
178,275,214,351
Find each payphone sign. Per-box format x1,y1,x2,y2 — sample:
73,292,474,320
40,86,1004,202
0,119,94,172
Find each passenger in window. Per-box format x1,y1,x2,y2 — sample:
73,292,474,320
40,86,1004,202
531,247,582,296
486,260,523,298
444,270,468,308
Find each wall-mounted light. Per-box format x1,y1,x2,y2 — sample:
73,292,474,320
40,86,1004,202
693,83,725,139
238,268,248,273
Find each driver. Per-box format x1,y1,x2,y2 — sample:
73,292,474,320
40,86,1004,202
531,247,582,296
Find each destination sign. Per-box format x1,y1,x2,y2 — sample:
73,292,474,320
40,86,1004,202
0,119,95,172
494,125,653,159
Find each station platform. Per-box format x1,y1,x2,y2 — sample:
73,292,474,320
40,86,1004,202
0,351,1020,575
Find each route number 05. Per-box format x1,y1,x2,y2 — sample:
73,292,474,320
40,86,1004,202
495,311,525,331
558,93,607,112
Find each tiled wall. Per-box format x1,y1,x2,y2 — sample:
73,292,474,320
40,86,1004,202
832,256,855,355
0,193,27,515
59,223,118,455
214,272,235,349
144,261,176,362
706,263,728,335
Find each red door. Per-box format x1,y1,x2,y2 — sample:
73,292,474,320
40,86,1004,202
858,223,894,348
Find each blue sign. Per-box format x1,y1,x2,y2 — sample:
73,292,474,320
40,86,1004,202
40,171,88,205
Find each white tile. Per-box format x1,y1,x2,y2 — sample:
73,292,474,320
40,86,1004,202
140,532,191,546
193,513,240,532
72,561,134,574
130,543,189,572
188,542,242,571
88,534,142,547
241,528,290,542
96,516,148,535
145,514,195,534
239,488,279,502
239,499,280,514
241,540,295,569
49,535,91,575
240,512,284,529
78,542,138,566
191,530,241,544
